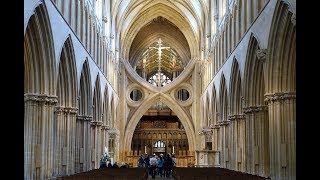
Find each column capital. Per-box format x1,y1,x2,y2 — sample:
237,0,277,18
90,121,103,126
24,93,58,105
219,120,230,126
256,49,267,62
108,128,120,139
54,106,65,114
243,105,268,114
77,115,93,121
228,114,246,121
199,128,213,142
101,125,110,130
264,92,296,103
64,107,78,114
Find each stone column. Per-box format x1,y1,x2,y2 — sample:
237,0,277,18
243,105,269,177
228,114,246,172
90,120,102,169
24,93,58,180
75,115,93,172
53,106,78,176
219,120,230,168
108,128,120,163
265,92,296,180
212,124,220,167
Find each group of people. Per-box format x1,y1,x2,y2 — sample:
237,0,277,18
138,153,176,179
100,161,128,169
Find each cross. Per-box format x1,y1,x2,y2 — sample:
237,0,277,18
149,38,171,86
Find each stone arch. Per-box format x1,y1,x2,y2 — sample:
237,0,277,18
242,34,269,177
264,1,296,179
54,36,78,176
228,57,244,171
75,59,92,172
93,75,102,122
266,1,296,93
243,34,265,106
102,85,109,126
229,58,242,115
218,73,228,122
123,94,196,153
204,93,211,127
91,74,103,169
24,3,57,179
121,2,200,61
24,3,56,95
110,95,115,128
56,36,78,107
78,59,92,116
210,84,218,126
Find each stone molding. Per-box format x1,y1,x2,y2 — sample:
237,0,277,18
101,125,110,130
54,106,78,114
90,121,103,126
228,114,245,121
24,93,58,105
219,120,230,126
243,105,268,114
76,115,93,121
256,49,267,62
264,92,296,102
213,124,220,129
199,128,213,142
108,128,120,139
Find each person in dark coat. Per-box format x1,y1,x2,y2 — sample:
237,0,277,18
107,162,113,168
112,162,119,168
163,153,173,177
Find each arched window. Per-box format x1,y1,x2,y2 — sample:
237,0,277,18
154,140,165,147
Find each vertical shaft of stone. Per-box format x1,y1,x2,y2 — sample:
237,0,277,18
240,0,246,36
75,116,81,173
53,106,63,176
229,118,235,170
265,92,296,180
50,97,57,177
246,0,252,28
244,109,251,174
24,94,36,180
236,115,246,172
31,99,38,179
252,0,259,19
86,116,92,171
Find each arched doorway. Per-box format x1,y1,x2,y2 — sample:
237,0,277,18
127,99,193,167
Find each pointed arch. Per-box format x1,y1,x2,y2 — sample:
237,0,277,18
266,0,296,93
56,36,78,107
243,34,265,106
75,59,92,173
204,93,211,127
229,58,243,114
102,85,110,126
78,59,92,116
123,94,196,152
218,73,228,122
24,3,56,95
210,85,218,126
93,74,102,122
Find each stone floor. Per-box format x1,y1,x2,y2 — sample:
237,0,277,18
147,172,174,180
